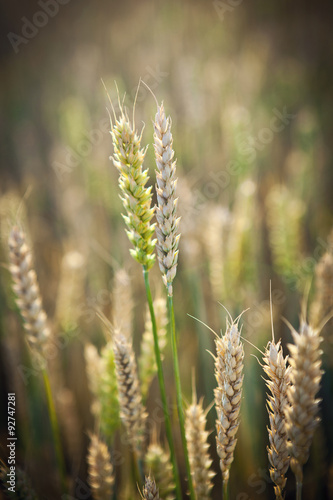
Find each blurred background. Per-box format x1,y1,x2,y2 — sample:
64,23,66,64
0,0,333,498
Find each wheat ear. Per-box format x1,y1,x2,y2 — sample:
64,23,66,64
285,320,323,498
263,340,291,500
139,297,168,399
214,317,244,491
111,106,156,270
113,333,147,457
145,437,175,500
143,476,160,500
8,226,50,352
153,102,180,297
87,434,114,500
185,390,215,500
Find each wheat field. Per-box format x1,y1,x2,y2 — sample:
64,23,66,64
0,1,332,499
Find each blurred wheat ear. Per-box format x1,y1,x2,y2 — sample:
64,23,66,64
145,438,175,500
87,434,114,500
8,226,50,353
143,475,160,500
285,320,324,499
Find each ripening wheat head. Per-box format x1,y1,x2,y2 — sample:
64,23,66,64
153,103,180,296
111,108,156,270
8,226,50,352
145,439,175,500
87,434,114,500
263,340,291,500
285,320,323,481
185,394,215,500
143,475,160,500
214,317,244,484
113,333,147,457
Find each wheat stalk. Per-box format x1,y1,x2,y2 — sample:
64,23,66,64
87,434,114,500
185,391,215,500
8,226,50,352
139,297,168,399
153,102,180,297
285,320,324,498
263,340,291,500
143,476,160,500
111,106,156,270
214,316,244,492
113,332,147,457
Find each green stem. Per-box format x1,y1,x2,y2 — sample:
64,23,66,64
168,294,196,500
142,267,182,500
42,369,66,493
223,479,229,500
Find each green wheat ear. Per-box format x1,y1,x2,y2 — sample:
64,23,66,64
111,111,156,270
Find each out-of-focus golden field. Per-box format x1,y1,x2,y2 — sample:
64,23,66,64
0,1,333,499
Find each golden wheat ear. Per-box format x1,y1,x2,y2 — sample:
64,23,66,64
214,317,244,487
8,226,50,353
284,319,324,493
185,380,215,500
87,433,114,500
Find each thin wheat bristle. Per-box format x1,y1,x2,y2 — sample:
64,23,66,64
145,440,175,500
153,102,180,296
185,393,215,500
285,320,324,485
87,434,114,500
143,475,160,500
263,340,291,500
112,268,134,340
139,297,168,399
214,317,244,485
113,333,147,456
111,108,156,270
8,226,50,352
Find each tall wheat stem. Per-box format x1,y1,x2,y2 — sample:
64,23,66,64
42,368,66,492
223,479,229,500
143,267,182,500
168,295,195,500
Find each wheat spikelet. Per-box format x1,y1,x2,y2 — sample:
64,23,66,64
112,268,134,340
8,226,50,353
145,439,175,500
87,434,114,500
111,106,156,270
143,476,160,500
113,333,147,456
185,391,215,500
214,316,244,485
285,320,323,488
153,102,180,296
139,297,168,399
263,340,291,500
